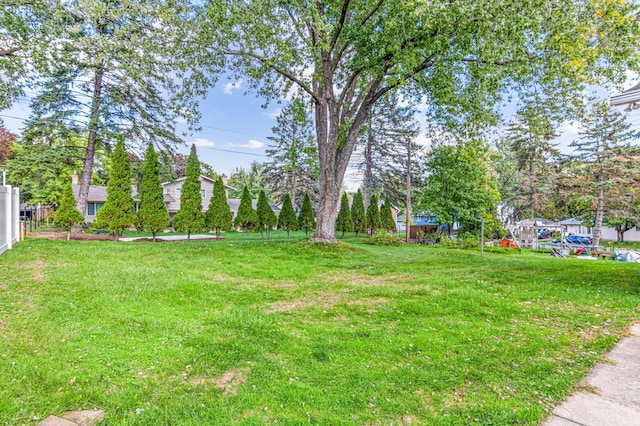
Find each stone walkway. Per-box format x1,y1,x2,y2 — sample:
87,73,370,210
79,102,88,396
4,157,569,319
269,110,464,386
544,323,640,426
38,409,104,426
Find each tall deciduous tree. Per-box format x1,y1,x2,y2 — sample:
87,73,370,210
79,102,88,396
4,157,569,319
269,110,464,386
234,185,259,240
419,139,501,235
201,0,639,242
227,162,266,199
138,142,169,242
351,189,367,238
569,102,638,247
0,120,16,164
277,193,298,239
297,192,315,237
54,180,84,240
95,138,135,240
264,97,319,208
366,194,382,235
380,196,396,233
206,176,233,238
256,189,277,239
335,192,354,239
173,144,205,241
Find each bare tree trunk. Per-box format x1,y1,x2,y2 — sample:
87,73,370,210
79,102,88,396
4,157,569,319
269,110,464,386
405,138,412,243
290,168,296,208
76,67,104,227
593,171,605,247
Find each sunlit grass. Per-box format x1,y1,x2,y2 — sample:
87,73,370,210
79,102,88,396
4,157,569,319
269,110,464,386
1,236,638,425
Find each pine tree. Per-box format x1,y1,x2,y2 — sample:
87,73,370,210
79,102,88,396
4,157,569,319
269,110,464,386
55,180,85,240
234,185,259,239
335,192,354,238
256,189,277,239
173,144,205,241
297,192,316,236
380,196,396,233
366,194,382,235
138,142,169,242
205,176,233,238
351,189,367,238
95,138,135,240
277,193,298,239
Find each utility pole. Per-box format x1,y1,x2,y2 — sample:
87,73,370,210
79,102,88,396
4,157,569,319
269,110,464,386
405,138,412,243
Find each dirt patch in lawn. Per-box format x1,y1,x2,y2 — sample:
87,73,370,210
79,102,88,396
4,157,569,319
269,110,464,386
266,293,388,313
191,366,251,395
318,272,414,287
26,231,114,241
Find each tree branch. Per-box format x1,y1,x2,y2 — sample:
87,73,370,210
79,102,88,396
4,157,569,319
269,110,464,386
220,49,319,103
329,0,351,49
0,46,21,57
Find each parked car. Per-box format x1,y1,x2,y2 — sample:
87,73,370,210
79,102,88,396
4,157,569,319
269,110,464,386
537,228,551,239
552,235,593,245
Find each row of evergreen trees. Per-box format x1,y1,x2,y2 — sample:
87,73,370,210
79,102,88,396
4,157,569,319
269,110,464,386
335,190,397,238
54,141,396,241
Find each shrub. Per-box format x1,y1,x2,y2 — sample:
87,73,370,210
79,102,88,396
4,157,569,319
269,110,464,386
365,230,400,246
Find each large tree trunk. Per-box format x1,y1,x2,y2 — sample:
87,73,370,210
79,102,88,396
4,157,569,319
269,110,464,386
75,67,104,227
592,171,605,247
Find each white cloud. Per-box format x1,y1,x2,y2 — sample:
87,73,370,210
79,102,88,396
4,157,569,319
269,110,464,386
191,138,215,147
265,107,283,119
241,139,265,149
223,79,243,94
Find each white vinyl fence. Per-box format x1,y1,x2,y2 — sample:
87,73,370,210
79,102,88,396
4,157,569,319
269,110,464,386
0,185,21,256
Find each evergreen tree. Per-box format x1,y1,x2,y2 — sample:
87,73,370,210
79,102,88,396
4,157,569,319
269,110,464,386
138,142,169,242
256,189,277,239
335,192,354,238
277,193,298,239
205,176,233,238
95,138,135,240
569,101,638,247
351,189,367,238
297,192,316,236
173,144,205,241
380,196,396,233
366,194,382,235
55,180,84,240
234,185,259,240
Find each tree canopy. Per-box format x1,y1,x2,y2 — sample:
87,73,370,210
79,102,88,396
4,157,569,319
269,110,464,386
256,189,278,239
234,185,259,239
335,192,354,238
297,192,316,236
351,189,367,238
205,176,233,238
54,180,84,240
277,193,298,239
200,0,640,242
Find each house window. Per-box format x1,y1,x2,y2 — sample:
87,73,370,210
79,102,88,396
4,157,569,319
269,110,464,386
87,203,103,216
176,188,205,198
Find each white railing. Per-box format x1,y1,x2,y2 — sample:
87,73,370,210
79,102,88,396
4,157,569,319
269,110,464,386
0,185,21,256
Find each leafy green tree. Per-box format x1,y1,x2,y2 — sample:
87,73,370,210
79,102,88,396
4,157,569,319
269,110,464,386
419,139,501,235
297,192,316,237
0,120,16,164
95,138,135,240
366,194,382,235
234,185,259,240
54,180,84,240
351,189,367,238
138,142,169,242
11,0,201,219
277,193,298,239
227,162,266,199
205,176,233,238
335,192,354,238
380,196,396,233
256,189,277,239
173,144,205,241
264,97,319,207
201,0,639,242
568,101,639,246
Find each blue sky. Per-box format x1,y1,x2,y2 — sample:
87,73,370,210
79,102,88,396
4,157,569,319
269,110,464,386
2,76,640,190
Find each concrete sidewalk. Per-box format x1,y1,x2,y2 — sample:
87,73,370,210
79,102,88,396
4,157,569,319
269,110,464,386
544,323,640,426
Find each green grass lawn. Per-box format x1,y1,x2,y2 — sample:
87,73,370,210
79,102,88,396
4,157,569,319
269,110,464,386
1,236,639,425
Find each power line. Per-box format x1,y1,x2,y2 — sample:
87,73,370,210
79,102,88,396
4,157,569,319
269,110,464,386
202,146,267,157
